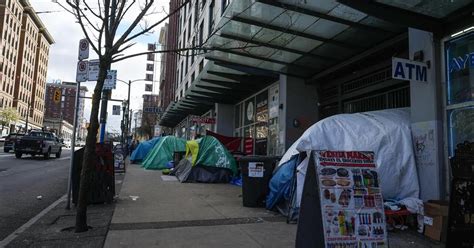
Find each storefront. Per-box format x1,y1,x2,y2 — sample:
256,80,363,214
234,83,279,156
444,31,474,156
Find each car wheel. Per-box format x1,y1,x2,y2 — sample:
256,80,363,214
55,148,62,158
44,148,51,159
15,152,22,158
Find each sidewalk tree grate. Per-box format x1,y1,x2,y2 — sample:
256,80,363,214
109,216,286,231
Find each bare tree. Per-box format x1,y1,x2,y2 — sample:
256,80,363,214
59,0,260,232
59,0,191,232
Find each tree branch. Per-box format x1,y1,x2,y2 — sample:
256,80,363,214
66,0,101,55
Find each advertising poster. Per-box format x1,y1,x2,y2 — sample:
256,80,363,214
315,151,388,248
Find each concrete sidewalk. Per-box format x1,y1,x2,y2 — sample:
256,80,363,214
103,163,296,248
104,164,445,248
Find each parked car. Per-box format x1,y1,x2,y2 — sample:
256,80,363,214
3,133,24,153
14,131,62,159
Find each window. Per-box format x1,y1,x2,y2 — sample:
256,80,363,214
445,32,474,156
194,0,199,25
209,0,215,37
199,21,204,45
221,0,228,15
188,18,191,40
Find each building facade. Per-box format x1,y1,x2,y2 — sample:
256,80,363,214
159,0,474,201
43,117,73,140
0,0,53,135
44,82,87,137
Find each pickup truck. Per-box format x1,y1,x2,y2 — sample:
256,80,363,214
14,131,62,159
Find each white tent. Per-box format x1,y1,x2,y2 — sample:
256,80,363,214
278,108,419,208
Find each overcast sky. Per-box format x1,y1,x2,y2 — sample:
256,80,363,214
31,0,169,134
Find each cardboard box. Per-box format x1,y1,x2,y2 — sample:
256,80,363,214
424,200,449,242
424,200,449,216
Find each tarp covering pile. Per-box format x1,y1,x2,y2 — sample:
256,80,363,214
268,108,419,216
174,136,237,183
130,137,160,163
141,136,186,170
206,130,242,153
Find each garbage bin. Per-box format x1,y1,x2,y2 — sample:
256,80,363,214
239,156,280,207
72,144,115,205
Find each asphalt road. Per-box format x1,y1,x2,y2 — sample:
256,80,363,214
0,148,72,241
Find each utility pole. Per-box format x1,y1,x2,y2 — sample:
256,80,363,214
66,81,81,209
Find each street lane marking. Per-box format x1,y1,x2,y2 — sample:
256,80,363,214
0,194,67,247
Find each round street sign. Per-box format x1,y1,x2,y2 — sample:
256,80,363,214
80,40,88,50
78,61,87,71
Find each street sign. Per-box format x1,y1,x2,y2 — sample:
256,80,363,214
88,59,100,81
112,105,121,115
145,84,153,92
76,61,88,82
53,88,61,104
78,38,89,60
103,70,117,90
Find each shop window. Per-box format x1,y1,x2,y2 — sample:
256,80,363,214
446,32,474,156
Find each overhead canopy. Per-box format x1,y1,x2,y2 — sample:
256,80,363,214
160,0,473,127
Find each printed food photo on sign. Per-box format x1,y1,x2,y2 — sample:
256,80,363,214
323,210,356,239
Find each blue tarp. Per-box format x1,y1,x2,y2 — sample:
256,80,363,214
130,137,161,163
266,155,298,210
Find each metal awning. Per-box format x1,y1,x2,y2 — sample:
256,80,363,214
160,0,473,127
159,61,278,127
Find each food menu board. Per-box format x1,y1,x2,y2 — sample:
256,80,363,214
315,151,388,248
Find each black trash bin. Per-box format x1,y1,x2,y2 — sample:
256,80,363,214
239,156,280,207
72,144,115,205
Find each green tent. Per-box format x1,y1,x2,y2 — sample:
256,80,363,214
174,136,237,183
194,136,237,175
141,136,186,170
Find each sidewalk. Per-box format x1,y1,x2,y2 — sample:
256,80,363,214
103,163,296,248
104,163,445,248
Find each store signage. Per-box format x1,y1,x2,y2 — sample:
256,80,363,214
392,57,427,83
315,150,388,247
192,117,216,124
87,59,100,81
449,51,474,72
143,107,163,113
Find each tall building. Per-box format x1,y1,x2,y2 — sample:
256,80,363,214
0,0,54,135
44,82,87,137
157,0,474,203
160,0,179,110
140,94,159,138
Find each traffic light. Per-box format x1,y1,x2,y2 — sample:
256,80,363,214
53,89,61,104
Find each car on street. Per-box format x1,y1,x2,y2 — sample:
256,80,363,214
14,131,62,159
3,133,24,153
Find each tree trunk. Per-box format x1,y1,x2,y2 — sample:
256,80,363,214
75,57,111,232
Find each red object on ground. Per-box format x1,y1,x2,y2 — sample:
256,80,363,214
385,208,411,226
206,130,242,153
